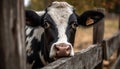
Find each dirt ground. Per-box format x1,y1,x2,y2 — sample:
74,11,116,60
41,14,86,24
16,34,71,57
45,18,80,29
74,14,119,69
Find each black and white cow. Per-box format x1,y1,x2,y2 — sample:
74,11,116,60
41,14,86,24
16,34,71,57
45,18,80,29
25,1,104,69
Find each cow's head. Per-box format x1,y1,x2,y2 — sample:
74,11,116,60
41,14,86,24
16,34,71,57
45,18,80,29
25,1,104,60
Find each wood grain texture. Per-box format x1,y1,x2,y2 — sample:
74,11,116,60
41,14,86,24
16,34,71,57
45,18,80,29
103,32,120,60
0,0,26,69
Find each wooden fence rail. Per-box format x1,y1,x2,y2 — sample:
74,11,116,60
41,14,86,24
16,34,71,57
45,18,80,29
103,32,120,60
112,54,120,69
42,45,102,69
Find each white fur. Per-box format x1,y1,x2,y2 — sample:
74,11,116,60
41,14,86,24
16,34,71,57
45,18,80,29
48,2,74,58
34,27,44,41
26,26,33,35
26,27,44,54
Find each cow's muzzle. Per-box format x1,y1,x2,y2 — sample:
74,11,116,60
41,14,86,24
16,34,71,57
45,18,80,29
54,43,71,58
49,43,74,59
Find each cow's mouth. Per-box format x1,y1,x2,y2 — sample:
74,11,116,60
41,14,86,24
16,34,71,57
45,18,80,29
52,52,71,60
53,55,71,60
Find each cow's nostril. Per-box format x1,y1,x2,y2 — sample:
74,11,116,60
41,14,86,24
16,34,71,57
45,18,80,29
66,46,70,51
55,45,70,51
55,45,60,51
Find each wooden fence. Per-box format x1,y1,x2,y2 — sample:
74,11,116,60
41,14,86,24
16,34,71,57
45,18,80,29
0,0,120,69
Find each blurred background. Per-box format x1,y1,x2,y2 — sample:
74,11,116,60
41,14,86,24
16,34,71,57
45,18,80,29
24,0,120,69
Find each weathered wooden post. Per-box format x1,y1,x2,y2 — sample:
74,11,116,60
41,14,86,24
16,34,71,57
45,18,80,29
0,0,26,69
93,8,105,44
93,8,105,69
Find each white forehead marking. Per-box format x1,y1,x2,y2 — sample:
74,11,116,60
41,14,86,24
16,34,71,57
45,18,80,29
47,1,73,43
47,1,73,25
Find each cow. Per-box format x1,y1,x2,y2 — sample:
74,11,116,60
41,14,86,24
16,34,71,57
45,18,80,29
25,1,104,69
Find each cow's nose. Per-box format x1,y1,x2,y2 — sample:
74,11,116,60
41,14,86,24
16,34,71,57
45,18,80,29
54,43,71,58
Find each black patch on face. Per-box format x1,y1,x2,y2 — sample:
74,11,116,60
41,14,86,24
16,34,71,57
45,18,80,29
36,33,55,63
66,13,77,45
43,14,59,44
43,14,56,26
68,14,77,25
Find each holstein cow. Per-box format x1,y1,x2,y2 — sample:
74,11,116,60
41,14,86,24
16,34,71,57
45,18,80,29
25,1,104,69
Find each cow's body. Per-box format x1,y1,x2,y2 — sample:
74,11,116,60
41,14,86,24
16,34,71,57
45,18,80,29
25,1,104,69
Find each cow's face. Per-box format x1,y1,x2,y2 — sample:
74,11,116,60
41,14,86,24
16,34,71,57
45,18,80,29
26,2,104,60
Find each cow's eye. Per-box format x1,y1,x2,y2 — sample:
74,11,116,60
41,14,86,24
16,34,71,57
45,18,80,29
44,21,50,29
71,22,78,29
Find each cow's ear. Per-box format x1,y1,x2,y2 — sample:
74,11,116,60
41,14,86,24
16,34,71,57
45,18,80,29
25,10,41,27
77,10,104,27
